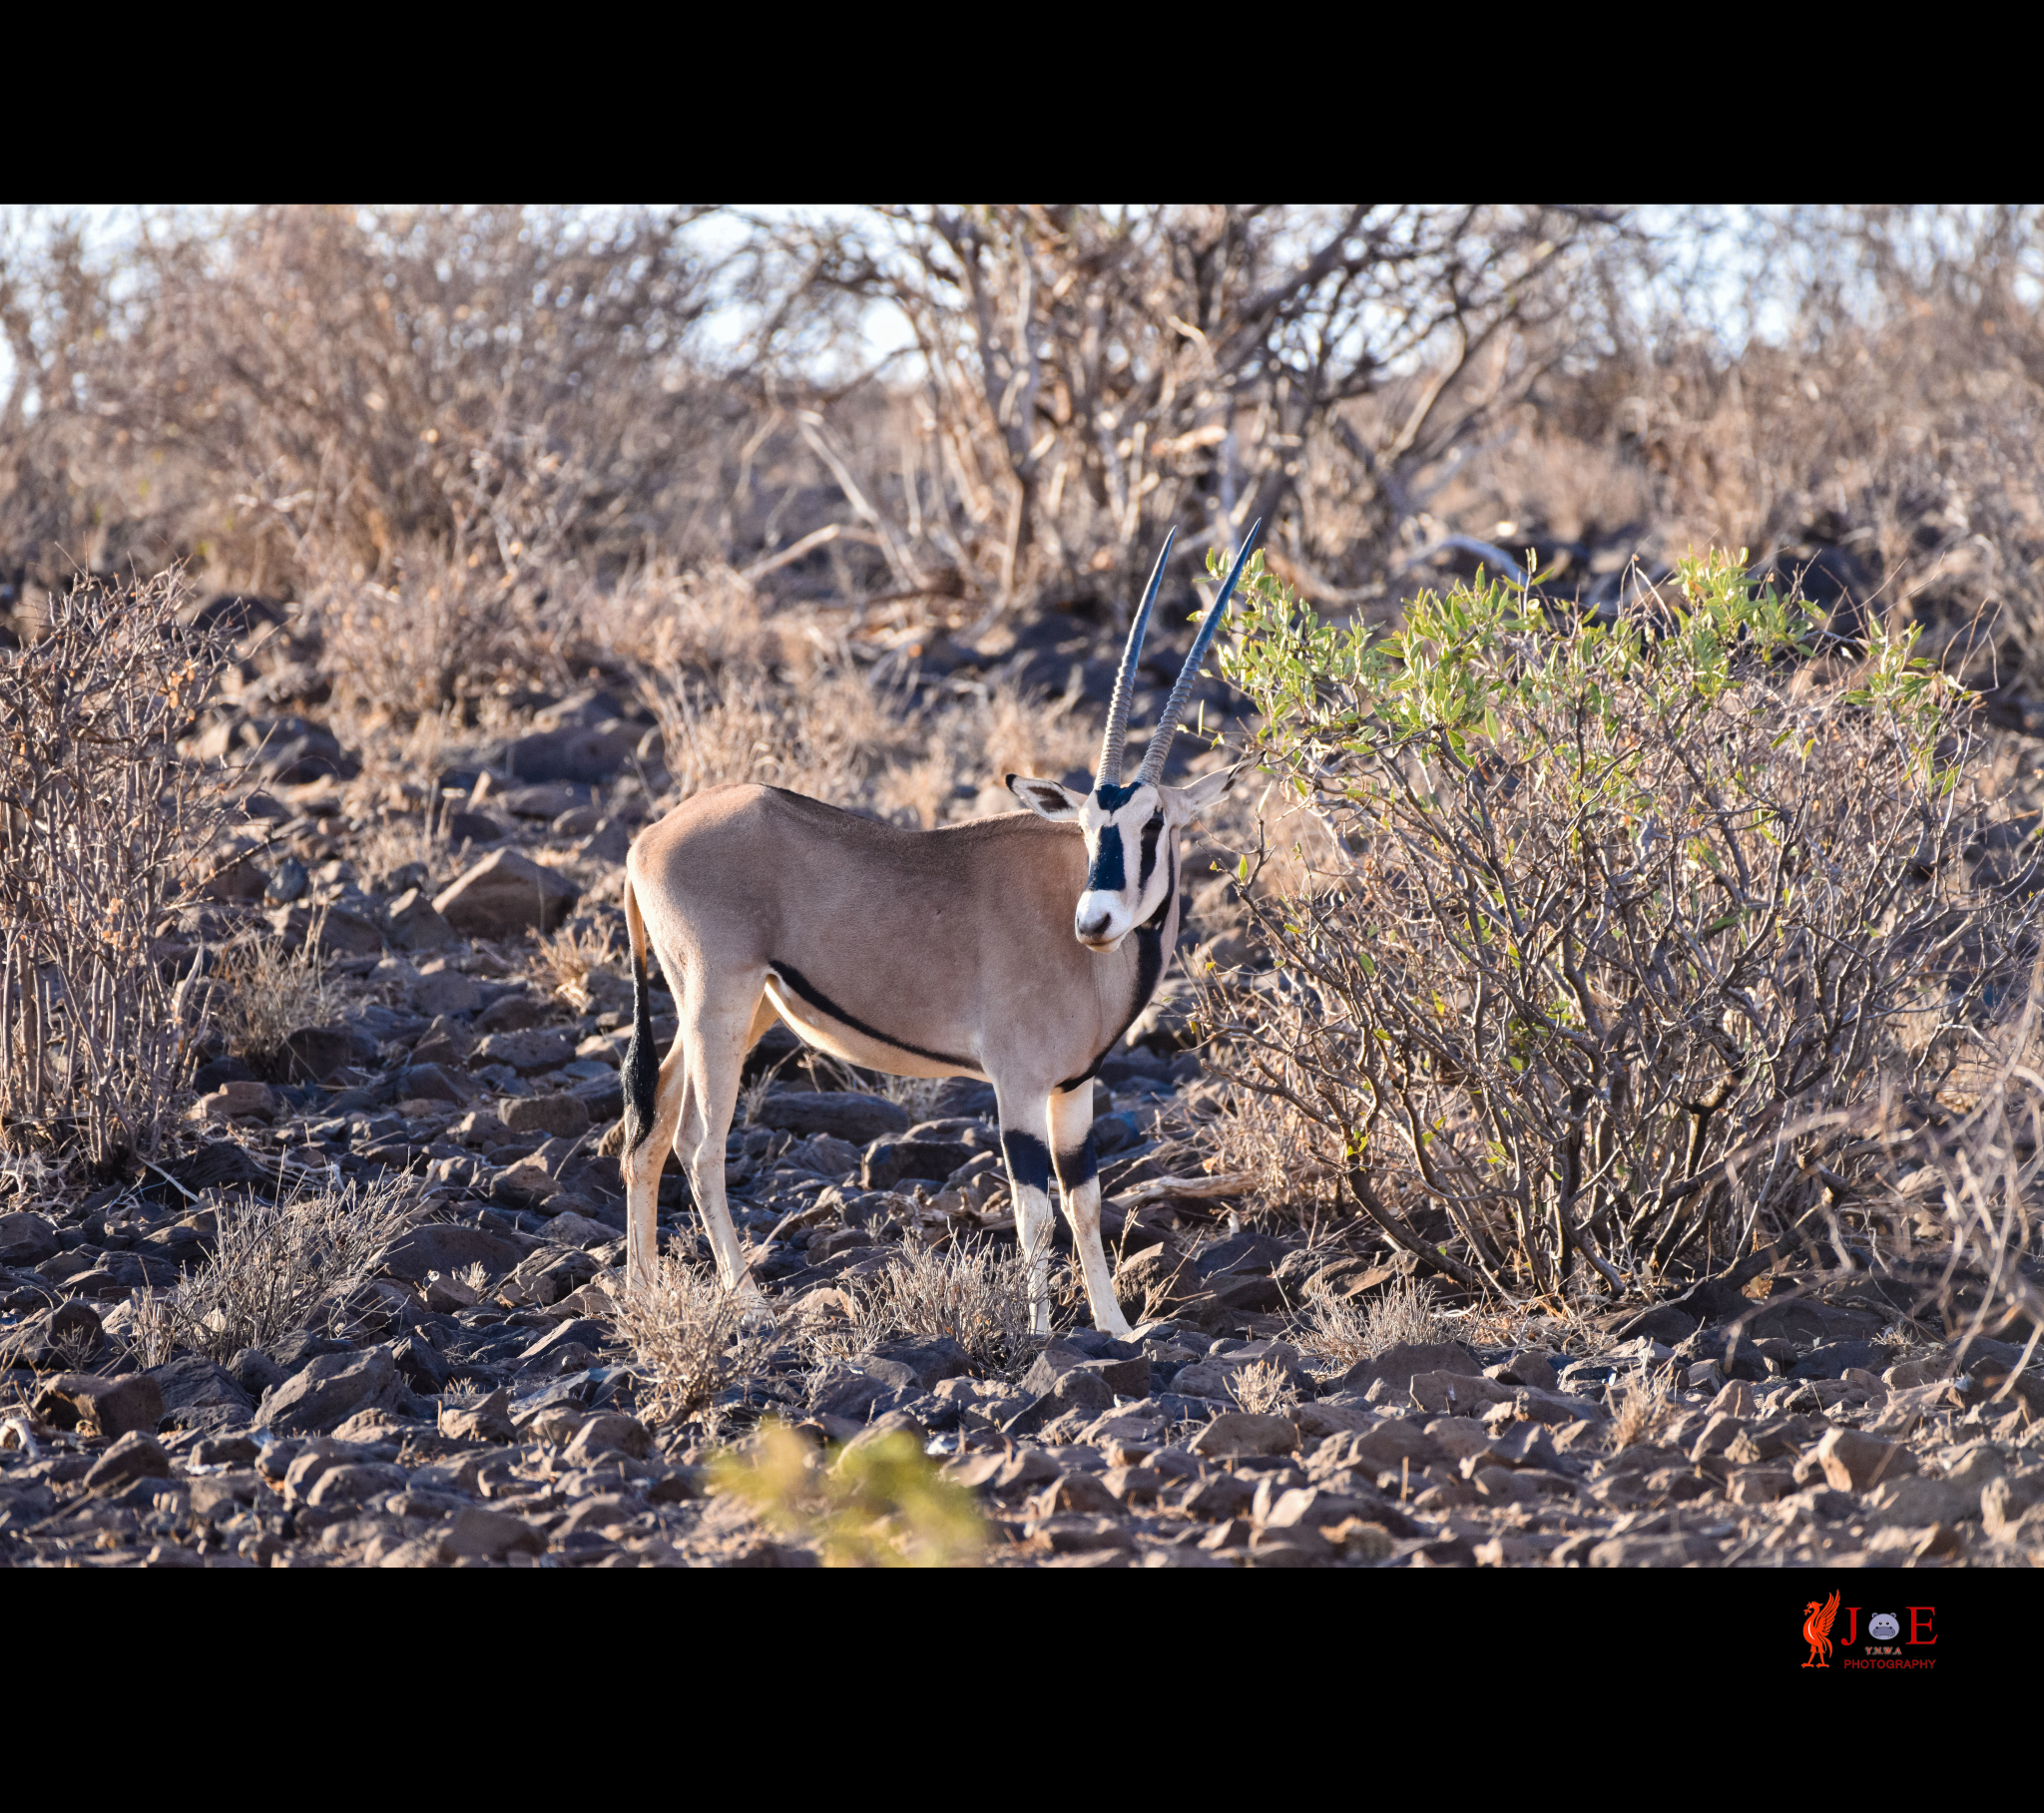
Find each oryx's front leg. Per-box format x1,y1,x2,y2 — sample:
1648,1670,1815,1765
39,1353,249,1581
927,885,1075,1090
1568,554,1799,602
1050,1083,1132,1337
996,1090,1058,1338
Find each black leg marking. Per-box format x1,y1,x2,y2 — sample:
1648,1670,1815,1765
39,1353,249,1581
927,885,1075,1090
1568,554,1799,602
621,949,659,1152
1053,1133,1099,1195
768,959,981,1073
1001,1128,1053,1194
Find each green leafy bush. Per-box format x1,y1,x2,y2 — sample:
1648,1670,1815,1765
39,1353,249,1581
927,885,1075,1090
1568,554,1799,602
1199,549,2028,1300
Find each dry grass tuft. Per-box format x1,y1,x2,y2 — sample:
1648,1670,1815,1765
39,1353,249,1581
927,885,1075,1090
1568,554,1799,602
1610,1370,1679,1451
174,1173,416,1360
1294,1274,1451,1366
609,1250,776,1430
529,920,622,1013
213,937,334,1075
1229,1355,1300,1415
832,1237,1035,1375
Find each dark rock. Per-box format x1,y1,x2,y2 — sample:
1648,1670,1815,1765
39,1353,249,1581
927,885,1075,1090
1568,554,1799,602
446,810,508,847
386,888,459,953
862,1136,975,1190
283,1025,359,1085
1788,1340,1894,1381
439,1503,546,1560
256,1347,410,1436
192,1056,261,1092
394,1061,479,1106
522,1318,609,1366
442,1388,518,1443
414,971,481,1017
562,1413,654,1463
1192,1230,1291,1279
380,1223,528,1284
476,992,549,1034
1610,1304,1699,1345
1814,1426,1918,1494
1002,1366,1115,1436
500,1093,590,1137
930,1080,998,1120
1337,1340,1483,1398
1666,1275,1753,1322
193,1434,262,1468
148,1357,255,1418
161,1139,270,1195
233,1347,287,1400
473,1025,579,1074
0,1210,60,1267
754,1089,911,1146
392,1335,451,1395
504,723,638,786
433,848,578,938
33,1370,166,1438
84,1431,174,1492
859,1335,970,1392
1019,1338,1150,1401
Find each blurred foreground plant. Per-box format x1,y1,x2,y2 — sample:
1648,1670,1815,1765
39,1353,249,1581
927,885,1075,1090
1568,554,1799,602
711,1422,984,1568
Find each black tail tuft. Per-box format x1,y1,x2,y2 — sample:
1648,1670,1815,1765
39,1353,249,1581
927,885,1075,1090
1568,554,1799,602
621,946,658,1152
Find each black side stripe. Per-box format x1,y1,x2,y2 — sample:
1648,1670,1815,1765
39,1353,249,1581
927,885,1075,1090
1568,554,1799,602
1056,842,1176,1095
768,959,982,1074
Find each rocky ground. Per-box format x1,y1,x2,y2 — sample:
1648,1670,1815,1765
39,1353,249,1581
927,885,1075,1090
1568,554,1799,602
4,676,2044,1568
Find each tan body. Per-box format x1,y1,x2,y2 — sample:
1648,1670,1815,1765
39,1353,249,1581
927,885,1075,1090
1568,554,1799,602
623,782,1186,1333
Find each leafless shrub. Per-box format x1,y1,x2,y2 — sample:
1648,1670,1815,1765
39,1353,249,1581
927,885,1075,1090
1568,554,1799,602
173,1173,416,1360
610,1250,775,1429
212,936,333,1075
0,571,233,1171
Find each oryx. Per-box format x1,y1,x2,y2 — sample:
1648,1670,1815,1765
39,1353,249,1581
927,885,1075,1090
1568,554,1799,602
619,522,1262,1336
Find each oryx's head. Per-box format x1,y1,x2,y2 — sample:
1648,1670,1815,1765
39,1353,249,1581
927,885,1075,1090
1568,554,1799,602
1007,522,1261,952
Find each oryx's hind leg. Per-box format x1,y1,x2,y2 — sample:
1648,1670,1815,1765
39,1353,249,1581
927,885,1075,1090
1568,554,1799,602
994,1082,1058,1338
668,981,773,1304
1050,1083,1132,1337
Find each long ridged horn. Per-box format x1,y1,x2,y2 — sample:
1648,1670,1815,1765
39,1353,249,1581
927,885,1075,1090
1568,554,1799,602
1096,528,1175,786
1135,519,1262,784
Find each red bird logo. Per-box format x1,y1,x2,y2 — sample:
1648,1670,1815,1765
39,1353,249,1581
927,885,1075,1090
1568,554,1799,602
1802,1591,1841,1667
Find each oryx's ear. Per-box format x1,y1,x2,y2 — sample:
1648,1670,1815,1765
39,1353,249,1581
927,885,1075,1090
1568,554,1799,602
1006,774,1086,820
1160,763,1241,822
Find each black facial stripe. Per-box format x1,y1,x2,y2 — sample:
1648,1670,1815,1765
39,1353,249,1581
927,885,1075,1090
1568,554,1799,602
1002,1128,1053,1194
1088,823,1126,893
1094,781,1140,811
768,960,982,1073
1137,813,1164,890
1053,1134,1099,1194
